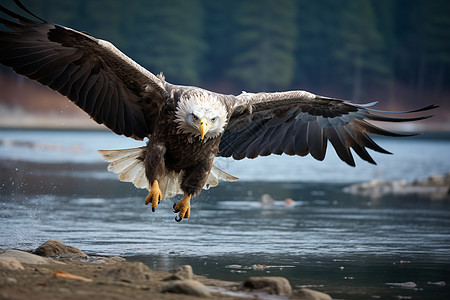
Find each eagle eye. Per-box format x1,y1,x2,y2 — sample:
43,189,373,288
211,117,217,123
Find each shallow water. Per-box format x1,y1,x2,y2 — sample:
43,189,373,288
1,130,450,299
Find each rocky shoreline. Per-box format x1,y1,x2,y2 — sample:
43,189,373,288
343,172,450,199
0,240,331,300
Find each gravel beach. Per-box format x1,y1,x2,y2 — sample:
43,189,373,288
0,240,331,300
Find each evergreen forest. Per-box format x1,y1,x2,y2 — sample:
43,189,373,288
1,0,449,109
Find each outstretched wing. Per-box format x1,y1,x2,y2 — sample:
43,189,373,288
219,91,436,166
0,1,169,139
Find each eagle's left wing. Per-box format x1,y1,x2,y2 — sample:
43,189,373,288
218,91,436,166
0,1,169,140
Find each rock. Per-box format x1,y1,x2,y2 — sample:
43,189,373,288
34,267,51,274
33,240,87,259
344,172,450,199
284,198,295,207
259,194,275,206
163,280,211,297
97,256,127,264
225,264,243,269
105,262,152,282
385,281,417,288
2,277,18,285
164,265,193,281
243,276,292,296
110,256,126,262
250,264,267,271
0,249,49,265
291,288,332,300
0,257,24,270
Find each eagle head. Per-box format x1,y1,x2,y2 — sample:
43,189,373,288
174,89,228,141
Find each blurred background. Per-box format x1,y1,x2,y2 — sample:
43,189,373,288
0,0,449,130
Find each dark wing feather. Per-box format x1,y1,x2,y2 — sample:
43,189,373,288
0,1,169,139
219,91,437,166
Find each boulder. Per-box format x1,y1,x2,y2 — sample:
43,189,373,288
163,280,211,297
291,288,332,300
33,240,87,259
243,276,292,296
0,249,49,265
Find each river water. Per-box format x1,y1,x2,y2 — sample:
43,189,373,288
1,129,449,299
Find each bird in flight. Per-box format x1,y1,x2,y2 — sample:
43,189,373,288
0,1,436,221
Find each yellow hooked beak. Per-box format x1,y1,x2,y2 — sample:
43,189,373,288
193,118,210,141
199,118,208,141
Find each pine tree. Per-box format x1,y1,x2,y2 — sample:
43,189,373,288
423,0,450,98
394,0,450,101
333,0,388,100
294,0,342,93
202,0,239,87
226,0,297,91
129,0,206,85
85,0,129,49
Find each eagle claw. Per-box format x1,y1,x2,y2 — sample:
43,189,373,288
145,180,162,212
172,195,191,222
173,203,180,213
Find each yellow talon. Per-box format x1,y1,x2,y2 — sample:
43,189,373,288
145,180,162,212
173,194,191,222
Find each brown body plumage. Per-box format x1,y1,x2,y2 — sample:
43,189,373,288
144,96,221,197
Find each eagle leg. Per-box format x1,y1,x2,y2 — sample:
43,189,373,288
173,194,191,222
144,180,162,212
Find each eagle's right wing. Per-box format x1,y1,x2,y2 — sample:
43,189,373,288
0,1,168,139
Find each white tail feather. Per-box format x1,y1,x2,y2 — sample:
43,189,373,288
98,147,238,200
204,165,239,190
98,148,148,189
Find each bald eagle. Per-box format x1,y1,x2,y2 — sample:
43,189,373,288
0,1,436,222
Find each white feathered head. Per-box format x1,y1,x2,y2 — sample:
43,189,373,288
174,89,228,141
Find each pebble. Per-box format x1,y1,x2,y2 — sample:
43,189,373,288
57,287,71,293
251,264,267,271
259,194,275,205
163,279,211,297
225,264,243,269
2,277,18,285
427,281,446,286
35,267,51,274
243,276,292,296
98,256,126,264
164,265,194,281
105,262,152,282
291,288,332,300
